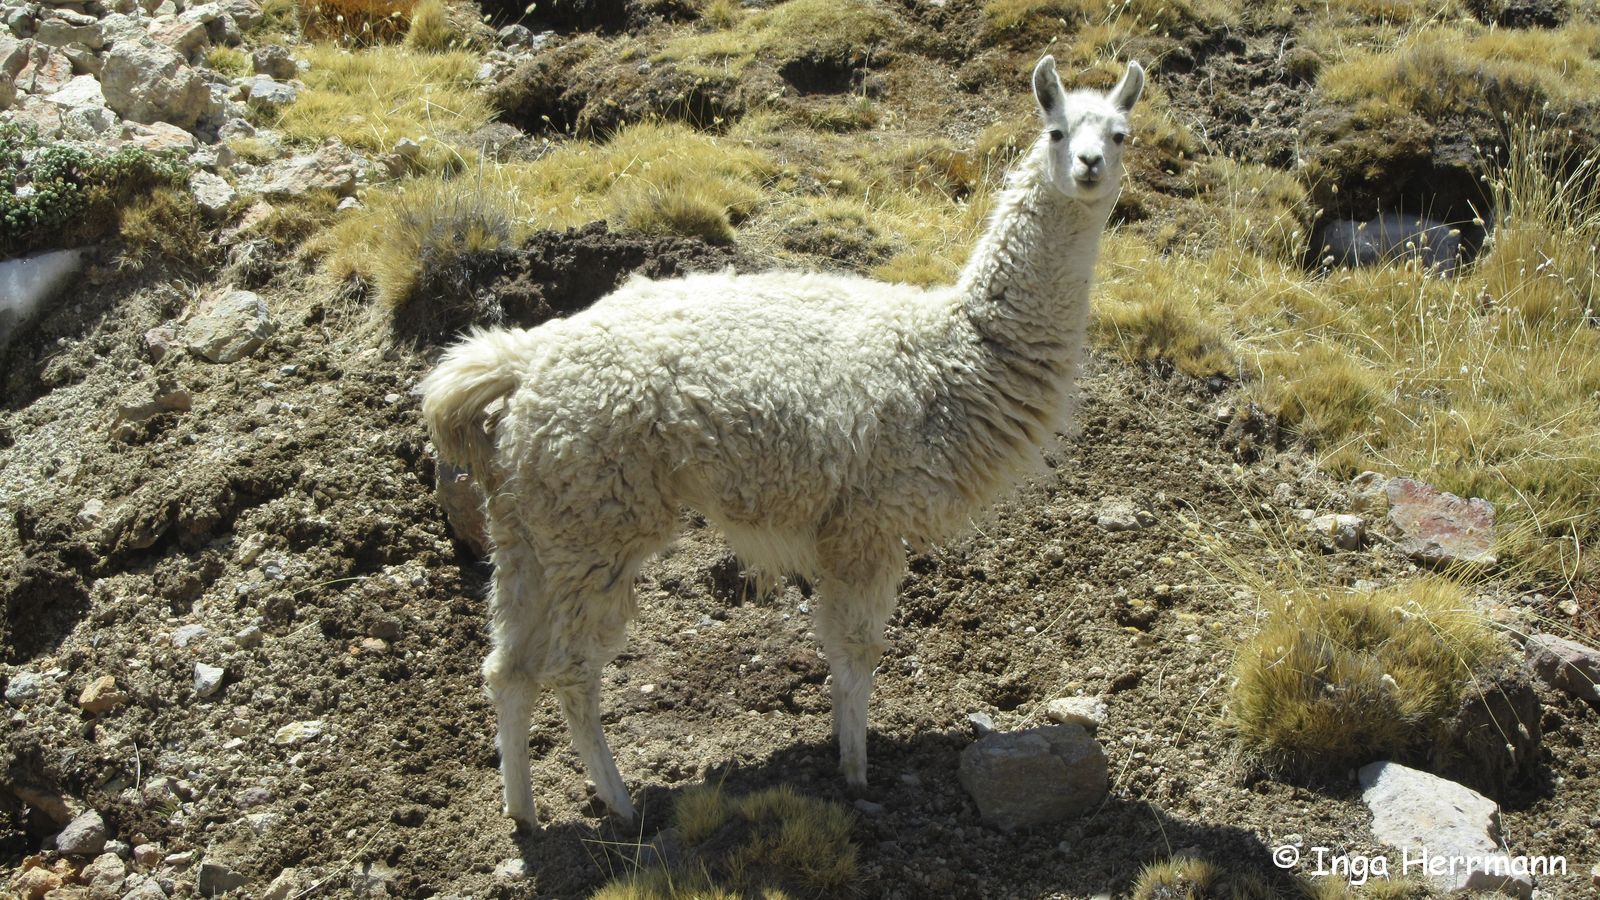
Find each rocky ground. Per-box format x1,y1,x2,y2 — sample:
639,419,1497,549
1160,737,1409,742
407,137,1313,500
3,0,1600,897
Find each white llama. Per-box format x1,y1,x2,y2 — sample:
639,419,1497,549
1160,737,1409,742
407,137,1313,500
420,55,1143,827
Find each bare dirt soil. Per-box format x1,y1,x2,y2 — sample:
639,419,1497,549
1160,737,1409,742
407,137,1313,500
2,235,1596,898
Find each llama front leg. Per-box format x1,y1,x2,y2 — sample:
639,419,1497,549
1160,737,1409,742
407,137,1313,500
813,541,903,787
557,678,635,821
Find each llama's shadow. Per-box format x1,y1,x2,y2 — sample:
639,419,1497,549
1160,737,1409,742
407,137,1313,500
509,730,1285,899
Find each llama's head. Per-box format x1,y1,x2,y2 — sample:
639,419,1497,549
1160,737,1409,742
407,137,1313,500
1031,55,1143,204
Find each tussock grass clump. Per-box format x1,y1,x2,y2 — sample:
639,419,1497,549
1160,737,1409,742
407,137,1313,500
658,0,894,71
117,186,211,269
1318,22,1600,121
592,785,859,900
402,0,453,51
301,0,414,43
1094,291,1234,378
983,0,1236,38
273,45,490,170
1229,579,1508,777
204,46,252,77
319,122,771,305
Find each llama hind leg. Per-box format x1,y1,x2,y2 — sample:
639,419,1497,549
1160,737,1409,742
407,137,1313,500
812,536,904,787
557,677,634,821
486,659,541,827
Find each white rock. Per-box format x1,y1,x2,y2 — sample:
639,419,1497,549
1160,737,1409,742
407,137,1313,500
1308,513,1366,551
193,663,225,698
56,809,109,855
244,75,296,111
273,719,324,744
492,858,526,880
101,35,209,127
4,670,49,704
188,170,235,215
42,73,105,108
1044,696,1108,732
1359,761,1532,898
185,289,276,363
171,624,208,647
1095,499,1155,531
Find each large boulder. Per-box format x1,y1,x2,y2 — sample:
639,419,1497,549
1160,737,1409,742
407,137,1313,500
100,35,209,127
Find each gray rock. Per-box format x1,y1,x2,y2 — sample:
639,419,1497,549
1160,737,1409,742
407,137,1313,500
122,875,170,899
188,170,235,215
193,662,225,698
1359,761,1532,898
250,141,358,198
82,851,127,893
261,868,306,900
4,670,49,704
219,0,262,30
958,725,1108,830
1525,633,1600,705
1386,477,1497,568
966,711,995,734
171,623,208,647
1043,696,1107,732
185,289,275,363
198,860,249,897
43,73,105,108
1308,513,1366,551
56,809,109,855
497,23,532,46
244,75,295,111
101,35,209,127
250,43,295,80
1095,499,1155,532
150,17,210,56
14,43,74,94
492,858,526,881
34,18,105,49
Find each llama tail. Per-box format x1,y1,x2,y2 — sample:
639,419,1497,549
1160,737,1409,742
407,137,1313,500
419,328,530,481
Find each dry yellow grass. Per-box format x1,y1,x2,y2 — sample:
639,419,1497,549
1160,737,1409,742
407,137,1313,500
658,0,894,70
983,0,1237,37
402,0,452,51
272,44,491,171
1229,578,1509,775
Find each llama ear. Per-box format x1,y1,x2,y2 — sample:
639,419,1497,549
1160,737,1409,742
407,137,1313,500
1032,55,1063,116
1109,60,1144,113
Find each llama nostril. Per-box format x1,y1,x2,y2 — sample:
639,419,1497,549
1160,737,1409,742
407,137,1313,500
1078,152,1103,169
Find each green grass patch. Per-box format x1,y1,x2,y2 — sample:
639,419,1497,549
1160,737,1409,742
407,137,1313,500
204,46,253,77
658,0,894,71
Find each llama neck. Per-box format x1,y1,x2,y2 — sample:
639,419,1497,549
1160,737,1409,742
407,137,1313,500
956,138,1112,354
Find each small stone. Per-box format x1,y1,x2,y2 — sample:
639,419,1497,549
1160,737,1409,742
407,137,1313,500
164,849,196,867
56,809,109,855
193,663,225,698
79,675,129,714
250,43,295,79
244,75,296,111
261,868,304,900
143,326,178,361
188,170,235,216
5,670,48,704
133,842,162,867
966,711,995,734
852,798,885,816
13,866,61,900
958,725,1109,831
234,786,271,809
171,624,208,647
497,23,532,46
1308,513,1366,551
122,876,170,900
273,719,324,744
198,860,249,896
1525,633,1600,706
185,289,276,363
1044,696,1108,732
358,637,389,654
1095,499,1156,532
492,858,526,880
82,851,127,893
234,625,264,648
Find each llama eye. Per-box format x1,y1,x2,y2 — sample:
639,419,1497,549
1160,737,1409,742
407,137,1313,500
1049,129,1064,142
1112,131,1127,145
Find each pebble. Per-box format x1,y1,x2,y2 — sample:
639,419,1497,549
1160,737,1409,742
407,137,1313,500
5,670,49,704
55,809,109,855
966,711,996,734
78,675,128,714
1044,696,1108,732
853,798,885,815
235,625,265,648
193,663,225,698
273,719,324,744
198,860,250,896
133,843,163,867
493,858,527,880
171,624,208,648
